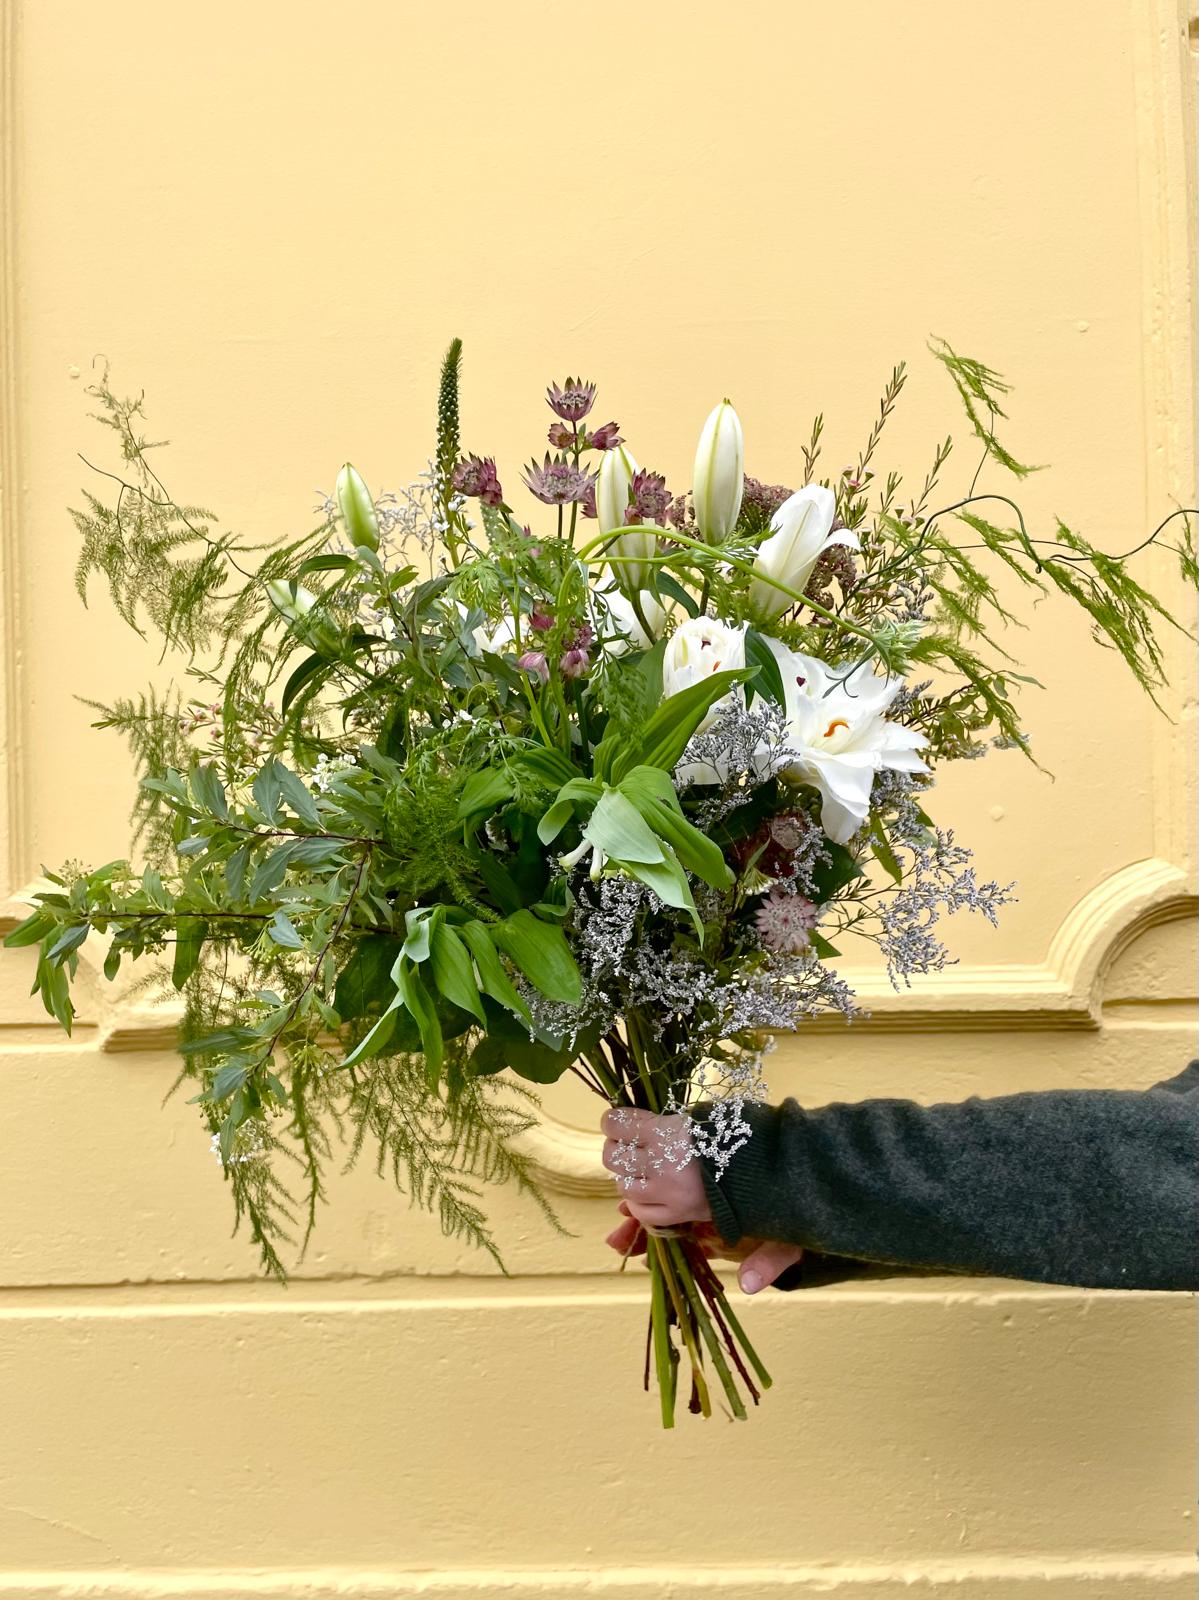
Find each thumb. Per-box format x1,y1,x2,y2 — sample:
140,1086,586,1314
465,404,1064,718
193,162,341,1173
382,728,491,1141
738,1241,804,1295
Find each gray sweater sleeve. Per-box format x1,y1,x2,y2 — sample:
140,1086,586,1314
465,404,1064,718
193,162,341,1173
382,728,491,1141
693,1061,1199,1290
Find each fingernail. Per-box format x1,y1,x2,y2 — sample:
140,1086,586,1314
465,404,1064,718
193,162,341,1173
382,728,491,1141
741,1270,762,1295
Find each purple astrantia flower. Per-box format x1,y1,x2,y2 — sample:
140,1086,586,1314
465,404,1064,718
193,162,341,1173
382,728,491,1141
559,645,591,679
528,606,555,634
546,378,597,422
523,454,594,506
452,454,504,508
571,622,594,649
742,475,794,520
547,421,575,449
517,649,550,682
580,480,598,519
755,888,819,954
588,420,623,451
627,468,673,527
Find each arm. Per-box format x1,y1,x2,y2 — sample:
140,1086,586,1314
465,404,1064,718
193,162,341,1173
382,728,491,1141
692,1063,1199,1291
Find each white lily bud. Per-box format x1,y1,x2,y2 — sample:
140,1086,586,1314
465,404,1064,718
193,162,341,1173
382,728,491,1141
748,486,859,622
335,462,380,552
266,579,341,655
597,445,654,593
266,579,318,624
692,400,744,543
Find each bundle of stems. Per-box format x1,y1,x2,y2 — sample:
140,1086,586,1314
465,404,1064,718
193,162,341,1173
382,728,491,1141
577,1015,771,1426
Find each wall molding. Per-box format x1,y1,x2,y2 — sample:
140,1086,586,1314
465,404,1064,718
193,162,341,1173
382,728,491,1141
0,1554,1194,1599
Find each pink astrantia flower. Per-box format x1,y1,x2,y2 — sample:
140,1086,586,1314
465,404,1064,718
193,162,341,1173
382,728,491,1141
528,607,555,634
523,454,594,506
580,480,598,519
516,649,550,682
559,645,591,679
755,889,819,954
451,454,504,508
546,378,597,422
547,421,574,449
588,420,624,451
627,468,673,527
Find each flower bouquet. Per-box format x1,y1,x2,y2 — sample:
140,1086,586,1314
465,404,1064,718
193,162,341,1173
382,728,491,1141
7,340,1194,1425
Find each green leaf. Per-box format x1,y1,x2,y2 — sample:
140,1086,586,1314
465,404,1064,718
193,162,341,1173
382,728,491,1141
537,777,603,845
172,916,207,989
459,921,532,1025
622,667,754,780
808,839,867,902
3,911,53,949
268,910,305,950
458,768,514,823
251,761,284,823
274,763,322,827
468,999,574,1084
655,573,700,617
298,552,356,574
339,1001,401,1070
490,909,582,1005
868,811,903,886
334,935,403,1022
809,931,841,959
46,923,89,962
623,853,701,937
225,843,250,901
191,762,230,820
619,767,733,890
429,924,486,1023
396,955,444,1088
745,629,787,707
281,653,331,716
211,1061,251,1101
583,788,665,865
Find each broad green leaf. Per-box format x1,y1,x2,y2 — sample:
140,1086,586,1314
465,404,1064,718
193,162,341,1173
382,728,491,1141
868,811,903,886
459,921,531,1024
275,763,322,827
808,838,867,902
339,1000,400,1070
281,652,330,716
46,923,89,962
429,924,486,1024
458,768,513,822
3,911,52,949
191,762,230,820
623,853,701,937
396,956,443,1087
401,906,441,964
468,1000,574,1084
268,910,304,950
621,667,754,780
251,761,284,823
298,552,356,574
333,935,403,1021
172,916,207,989
583,788,665,865
537,777,603,845
490,909,582,1005
745,629,787,707
809,930,841,959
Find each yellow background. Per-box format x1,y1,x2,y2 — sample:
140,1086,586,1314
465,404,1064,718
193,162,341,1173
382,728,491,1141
0,2,1196,1597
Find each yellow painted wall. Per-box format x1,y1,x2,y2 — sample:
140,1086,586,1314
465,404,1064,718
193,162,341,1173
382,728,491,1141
0,2,1196,1596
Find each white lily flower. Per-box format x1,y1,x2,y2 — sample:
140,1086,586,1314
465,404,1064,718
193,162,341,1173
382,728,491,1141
768,640,929,843
692,400,744,543
472,614,517,656
749,486,860,622
597,445,655,593
599,585,669,656
661,617,752,782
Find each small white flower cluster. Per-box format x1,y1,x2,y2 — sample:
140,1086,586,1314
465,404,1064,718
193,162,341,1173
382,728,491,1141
208,1120,267,1169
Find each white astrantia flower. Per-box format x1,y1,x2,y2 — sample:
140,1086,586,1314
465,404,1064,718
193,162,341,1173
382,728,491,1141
691,401,744,543
748,486,860,622
767,639,929,843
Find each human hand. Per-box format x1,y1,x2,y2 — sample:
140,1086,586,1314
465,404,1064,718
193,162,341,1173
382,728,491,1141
600,1106,804,1294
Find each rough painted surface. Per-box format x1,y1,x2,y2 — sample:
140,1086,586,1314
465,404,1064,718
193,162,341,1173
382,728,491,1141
0,1,1195,1596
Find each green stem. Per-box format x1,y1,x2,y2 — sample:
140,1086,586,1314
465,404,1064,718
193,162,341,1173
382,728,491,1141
669,1238,747,1421
648,1244,676,1429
